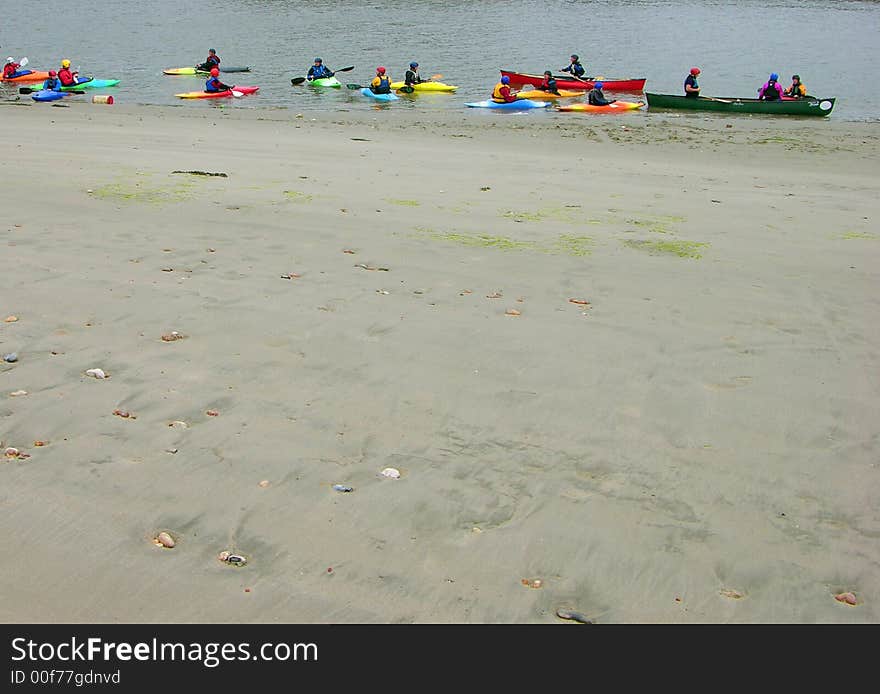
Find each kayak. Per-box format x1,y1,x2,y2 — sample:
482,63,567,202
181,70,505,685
360,87,398,102
515,89,583,100
500,70,647,93
31,89,69,102
558,101,645,113
2,70,50,83
310,76,342,88
59,78,120,91
174,85,260,99
163,66,251,75
390,80,458,93
644,92,835,117
465,99,552,110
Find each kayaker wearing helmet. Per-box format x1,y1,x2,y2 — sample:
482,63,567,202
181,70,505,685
42,70,61,91
684,67,700,98
561,54,587,82
370,66,391,94
197,49,220,73
3,57,23,79
784,74,806,98
587,81,616,106
58,59,79,87
404,62,423,87
491,74,519,103
539,71,560,95
758,73,783,101
307,58,334,81
204,67,232,93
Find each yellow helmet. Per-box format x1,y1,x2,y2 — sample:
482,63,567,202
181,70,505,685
61,59,71,68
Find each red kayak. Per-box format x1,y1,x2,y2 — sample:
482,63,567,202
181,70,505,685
500,70,646,93
175,85,260,99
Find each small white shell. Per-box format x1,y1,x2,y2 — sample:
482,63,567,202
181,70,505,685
156,532,175,548
4,447,20,458
9,390,28,397
380,467,401,479
85,368,107,379
168,420,188,429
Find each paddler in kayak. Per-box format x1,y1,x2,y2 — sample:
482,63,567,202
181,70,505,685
539,70,560,95
757,73,784,101
404,62,424,87
587,81,616,106
560,54,587,82
684,67,700,98
307,58,334,81
58,59,79,87
204,67,233,93
784,74,806,98
491,75,520,103
196,49,220,73
3,57,24,79
41,70,62,91
370,66,392,94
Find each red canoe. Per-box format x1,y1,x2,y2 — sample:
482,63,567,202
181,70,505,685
500,70,646,93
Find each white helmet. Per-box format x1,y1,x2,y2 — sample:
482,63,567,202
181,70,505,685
6,57,14,63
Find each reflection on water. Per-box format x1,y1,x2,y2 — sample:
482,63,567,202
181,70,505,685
1,0,877,120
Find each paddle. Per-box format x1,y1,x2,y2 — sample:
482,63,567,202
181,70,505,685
19,57,28,67
702,96,733,104
19,86,85,95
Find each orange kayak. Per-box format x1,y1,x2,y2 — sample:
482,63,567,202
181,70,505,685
2,70,50,84
558,101,645,113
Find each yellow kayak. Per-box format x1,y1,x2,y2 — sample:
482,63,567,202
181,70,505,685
391,80,458,93
516,89,583,100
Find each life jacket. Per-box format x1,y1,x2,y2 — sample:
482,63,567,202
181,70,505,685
787,82,805,97
206,54,220,66
43,77,61,90
3,63,19,78
58,67,75,86
762,80,780,100
541,76,557,91
372,75,391,93
492,82,514,102
570,62,585,77
310,65,329,79
205,76,225,92
405,69,420,85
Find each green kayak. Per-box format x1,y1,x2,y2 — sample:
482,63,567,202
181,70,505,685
309,76,342,88
60,78,120,91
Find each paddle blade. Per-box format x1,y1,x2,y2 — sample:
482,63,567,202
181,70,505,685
18,87,33,94
19,57,28,67
335,65,354,72
346,84,363,90
291,77,306,85
430,73,442,80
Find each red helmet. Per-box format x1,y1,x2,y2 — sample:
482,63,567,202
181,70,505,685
690,67,701,75
48,70,57,77
210,67,220,77
376,66,386,74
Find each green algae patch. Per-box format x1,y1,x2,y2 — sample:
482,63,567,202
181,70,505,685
837,231,876,240
386,198,421,207
625,215,686,235
501,206,587,224
414,227,593,256
283,190,314,203
91,177,197,204
624,239,707,259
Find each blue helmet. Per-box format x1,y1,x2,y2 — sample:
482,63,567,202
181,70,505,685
594,81,604,89
770,73,778,81
410,61,418,68
501,75,510,84
314,57,322,64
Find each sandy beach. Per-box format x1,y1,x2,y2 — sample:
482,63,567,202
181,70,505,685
1,101,878,623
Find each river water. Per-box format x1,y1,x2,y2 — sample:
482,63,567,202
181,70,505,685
2,0,877,120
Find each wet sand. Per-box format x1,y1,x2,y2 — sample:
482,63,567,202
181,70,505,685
1,102,878,622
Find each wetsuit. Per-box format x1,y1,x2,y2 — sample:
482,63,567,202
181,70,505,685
197,54,220,72
404,69,422,87
587,88,614,106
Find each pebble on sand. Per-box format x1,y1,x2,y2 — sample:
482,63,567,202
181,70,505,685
218,551,247,567
113,409,135,419
835,592,857,606
380,467,401,479
4,315,18,322
33,441,47,447
4,447,29,459
569,298,591,306
556,608,593,624
154,532,176,549
85,368,108,379
10,390,28,397
161,331,186,342
521,578,543,589
332,484,353,493
258,480,271,488
3,353,18,363
206,410,219,417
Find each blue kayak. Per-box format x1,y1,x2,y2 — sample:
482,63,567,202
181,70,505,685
465,99,552,110
360,87,398,102
31,89,67,102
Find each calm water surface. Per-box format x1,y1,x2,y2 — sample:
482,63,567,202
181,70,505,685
2,0,878,120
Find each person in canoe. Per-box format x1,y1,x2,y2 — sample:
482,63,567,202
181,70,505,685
196,49,220,73
404,62,425,87
587,81,616,106
307,58,334,81
784,74,807,98
204,67,233,93
491,75,519,103
58,59,79,87
370,66,392,94
684,67,700,98
539,70,560,95
561,54,587,82
758,73,784,101
41,70,62,91
3,57,25,79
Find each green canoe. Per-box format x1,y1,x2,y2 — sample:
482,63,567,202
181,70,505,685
645,93,835,117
